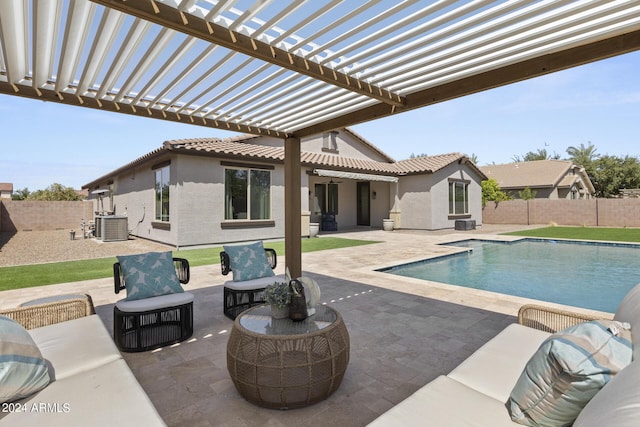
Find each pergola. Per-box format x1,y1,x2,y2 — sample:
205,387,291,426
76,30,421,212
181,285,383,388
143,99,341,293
1,0,639,276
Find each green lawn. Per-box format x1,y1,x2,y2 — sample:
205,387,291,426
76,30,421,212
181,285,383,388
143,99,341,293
0,237,378,292
503,226,640,243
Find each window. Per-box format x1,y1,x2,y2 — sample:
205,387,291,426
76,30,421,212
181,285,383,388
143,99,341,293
322,131,339,152
449,181,469,215
155,165,170,221
225,168,271,220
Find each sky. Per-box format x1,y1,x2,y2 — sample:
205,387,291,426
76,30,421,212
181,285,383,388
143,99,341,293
1,50,639,192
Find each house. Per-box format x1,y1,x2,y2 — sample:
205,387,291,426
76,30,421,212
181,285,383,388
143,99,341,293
0,183,13,199
82,129,486,248
480,160,595,200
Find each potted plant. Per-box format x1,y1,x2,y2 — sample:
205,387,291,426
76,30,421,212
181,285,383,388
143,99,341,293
265,281,292,318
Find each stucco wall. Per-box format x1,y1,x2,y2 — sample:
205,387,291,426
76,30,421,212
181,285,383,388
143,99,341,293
396,162,484,230
300,130,391,162
111,154,292,247
396,174,433,229
108,156,176,245
370,180,391,227
0,199,94,232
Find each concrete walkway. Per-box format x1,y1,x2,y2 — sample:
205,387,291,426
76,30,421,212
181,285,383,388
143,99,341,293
0,225,608,426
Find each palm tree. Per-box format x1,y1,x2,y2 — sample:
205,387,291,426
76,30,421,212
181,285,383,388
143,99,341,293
566,142,599,167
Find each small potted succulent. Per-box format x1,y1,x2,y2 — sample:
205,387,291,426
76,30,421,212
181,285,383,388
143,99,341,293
265,281,292,319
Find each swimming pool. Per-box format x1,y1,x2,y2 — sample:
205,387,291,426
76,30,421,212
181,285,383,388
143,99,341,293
379,239,640,313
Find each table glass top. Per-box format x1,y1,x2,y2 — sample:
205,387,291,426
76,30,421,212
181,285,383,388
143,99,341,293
239,305,337,336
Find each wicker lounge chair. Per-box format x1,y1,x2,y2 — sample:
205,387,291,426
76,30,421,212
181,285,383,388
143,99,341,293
113,256,193,352
221,247,280,319
517,304,606,333
0,294,95,330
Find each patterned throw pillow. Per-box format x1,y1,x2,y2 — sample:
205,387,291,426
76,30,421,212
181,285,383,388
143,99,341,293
223,241,274,282
507,320,633,427
0,315,51,403
117,251,184,301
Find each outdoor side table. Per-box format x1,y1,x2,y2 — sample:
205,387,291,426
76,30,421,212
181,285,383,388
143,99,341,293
227,304,350,409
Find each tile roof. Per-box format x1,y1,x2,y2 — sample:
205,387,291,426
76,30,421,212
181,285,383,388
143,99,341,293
0,183,13,192
167,137,471,176
395,154,471,174
480,160,574,189
168,137,283,161
84,134,485,188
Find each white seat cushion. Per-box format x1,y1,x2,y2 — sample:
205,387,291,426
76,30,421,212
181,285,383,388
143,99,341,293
115,292,194,313
224,274,285,291
367,376,516,427
5,359,165,427
28,315,121,381
447,323,550,402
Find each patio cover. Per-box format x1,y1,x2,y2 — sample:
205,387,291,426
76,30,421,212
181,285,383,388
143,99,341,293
1,0,639,276
314,169,399,183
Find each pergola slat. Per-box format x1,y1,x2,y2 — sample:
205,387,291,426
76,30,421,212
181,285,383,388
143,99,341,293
0,0,28,88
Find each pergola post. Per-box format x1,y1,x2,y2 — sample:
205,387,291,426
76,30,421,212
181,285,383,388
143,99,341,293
284,136,302,278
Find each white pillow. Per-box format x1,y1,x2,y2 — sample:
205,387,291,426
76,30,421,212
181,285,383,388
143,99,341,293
0,315,51,403
507,320,632,426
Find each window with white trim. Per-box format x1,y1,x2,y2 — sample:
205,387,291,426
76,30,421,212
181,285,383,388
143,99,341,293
155,165,170,221
225,168,271,220
449,180,469,215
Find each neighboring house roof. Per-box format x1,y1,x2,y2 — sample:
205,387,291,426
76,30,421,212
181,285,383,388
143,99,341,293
0,183,13,192
83,131,485,188
480,160,595,193
481,160,573,188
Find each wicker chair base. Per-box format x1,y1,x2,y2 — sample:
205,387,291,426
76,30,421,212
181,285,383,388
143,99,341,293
114,302,193,352
223,287,266,320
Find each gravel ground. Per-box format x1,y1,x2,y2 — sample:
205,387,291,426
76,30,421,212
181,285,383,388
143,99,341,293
0,230,174,267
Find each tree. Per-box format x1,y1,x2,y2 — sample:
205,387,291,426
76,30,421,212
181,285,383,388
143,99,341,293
27,183,83,201
518,187,537,200
592,155,640,198
566,142,599,191
512,148,561,162
11,187,30,200
481,178,512,206
566,142,599,166
409,152,429,158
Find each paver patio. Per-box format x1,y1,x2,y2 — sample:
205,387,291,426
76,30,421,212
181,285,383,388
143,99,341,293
0,227,609,426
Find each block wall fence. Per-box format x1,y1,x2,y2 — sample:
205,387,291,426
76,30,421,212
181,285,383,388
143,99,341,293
1,198,639,232
0,200,95,232
482,199,640,227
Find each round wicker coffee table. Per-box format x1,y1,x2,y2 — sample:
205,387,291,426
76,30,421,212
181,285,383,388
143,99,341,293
227,304,350,409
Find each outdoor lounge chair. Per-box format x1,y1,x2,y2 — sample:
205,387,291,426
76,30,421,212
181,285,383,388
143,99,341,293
221,244,282,319
113,252,193,352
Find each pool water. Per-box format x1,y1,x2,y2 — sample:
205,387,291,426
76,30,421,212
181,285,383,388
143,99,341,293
380,239,640,313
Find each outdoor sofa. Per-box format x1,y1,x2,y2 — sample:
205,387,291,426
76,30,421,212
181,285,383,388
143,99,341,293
0,297,164,426
368,282,640,426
